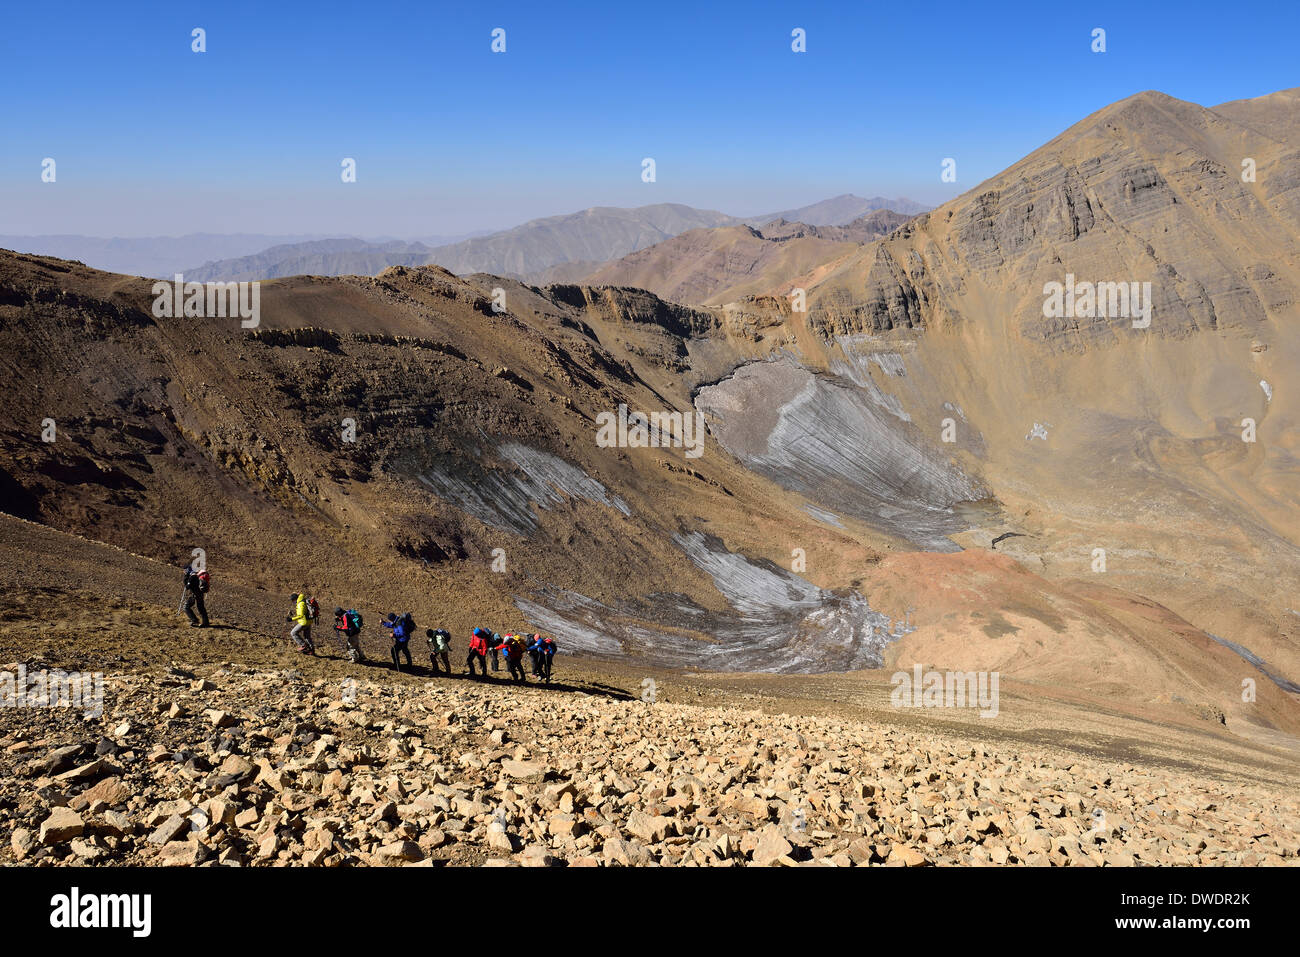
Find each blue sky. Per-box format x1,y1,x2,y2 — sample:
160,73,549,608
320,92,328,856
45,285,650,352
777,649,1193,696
2,0,1296,237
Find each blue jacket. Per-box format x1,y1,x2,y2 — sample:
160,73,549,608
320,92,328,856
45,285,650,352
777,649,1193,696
383,617,411,642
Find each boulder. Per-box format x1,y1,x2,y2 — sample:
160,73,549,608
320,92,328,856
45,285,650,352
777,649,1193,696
501,759,546,784
39,807,85,845
751,827,793,866
147,815,190,845
81,776,131,807
625,810,673,844
377,840,424,863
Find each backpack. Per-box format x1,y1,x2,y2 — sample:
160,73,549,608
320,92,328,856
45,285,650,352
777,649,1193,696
197,570,210,594
401,612,416,634
306,597,320,620
346,609,363,631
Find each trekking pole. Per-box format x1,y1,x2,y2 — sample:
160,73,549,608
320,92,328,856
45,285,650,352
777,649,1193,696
177,581,187,616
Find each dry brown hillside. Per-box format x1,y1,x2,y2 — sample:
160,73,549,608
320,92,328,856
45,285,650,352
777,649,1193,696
582,210,913,306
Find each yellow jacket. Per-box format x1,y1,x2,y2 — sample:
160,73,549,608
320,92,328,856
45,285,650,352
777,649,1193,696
291,595,312,626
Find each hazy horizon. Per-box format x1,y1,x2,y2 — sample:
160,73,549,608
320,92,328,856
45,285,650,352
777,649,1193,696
0,193,928,243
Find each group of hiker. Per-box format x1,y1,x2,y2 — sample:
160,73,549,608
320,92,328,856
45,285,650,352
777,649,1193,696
180,562,558,682
467,627,557,681
286,597,559,683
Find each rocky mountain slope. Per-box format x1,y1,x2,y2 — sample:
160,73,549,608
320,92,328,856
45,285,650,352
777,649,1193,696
7,663,1297,868
2,581,1296,868
701,87,1300,724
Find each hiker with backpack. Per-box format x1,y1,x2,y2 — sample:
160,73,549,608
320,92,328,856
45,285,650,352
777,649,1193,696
383,612,415,672
488,631,503,672
530,634,557,682
287,593,316,654
527,632,544,677
181,563,210,628
495,633,529,683
467,627,491,677
333,607,365,663
427,628,452,675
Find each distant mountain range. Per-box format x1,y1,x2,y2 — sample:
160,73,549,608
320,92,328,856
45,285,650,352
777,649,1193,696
0,195,926,283
181,204,743,284
743,193,929,226
180,195,926,284
183,238,441,283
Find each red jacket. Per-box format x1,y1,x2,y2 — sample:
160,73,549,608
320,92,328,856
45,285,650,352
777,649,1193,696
495,636,526,661
469,634,489,654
